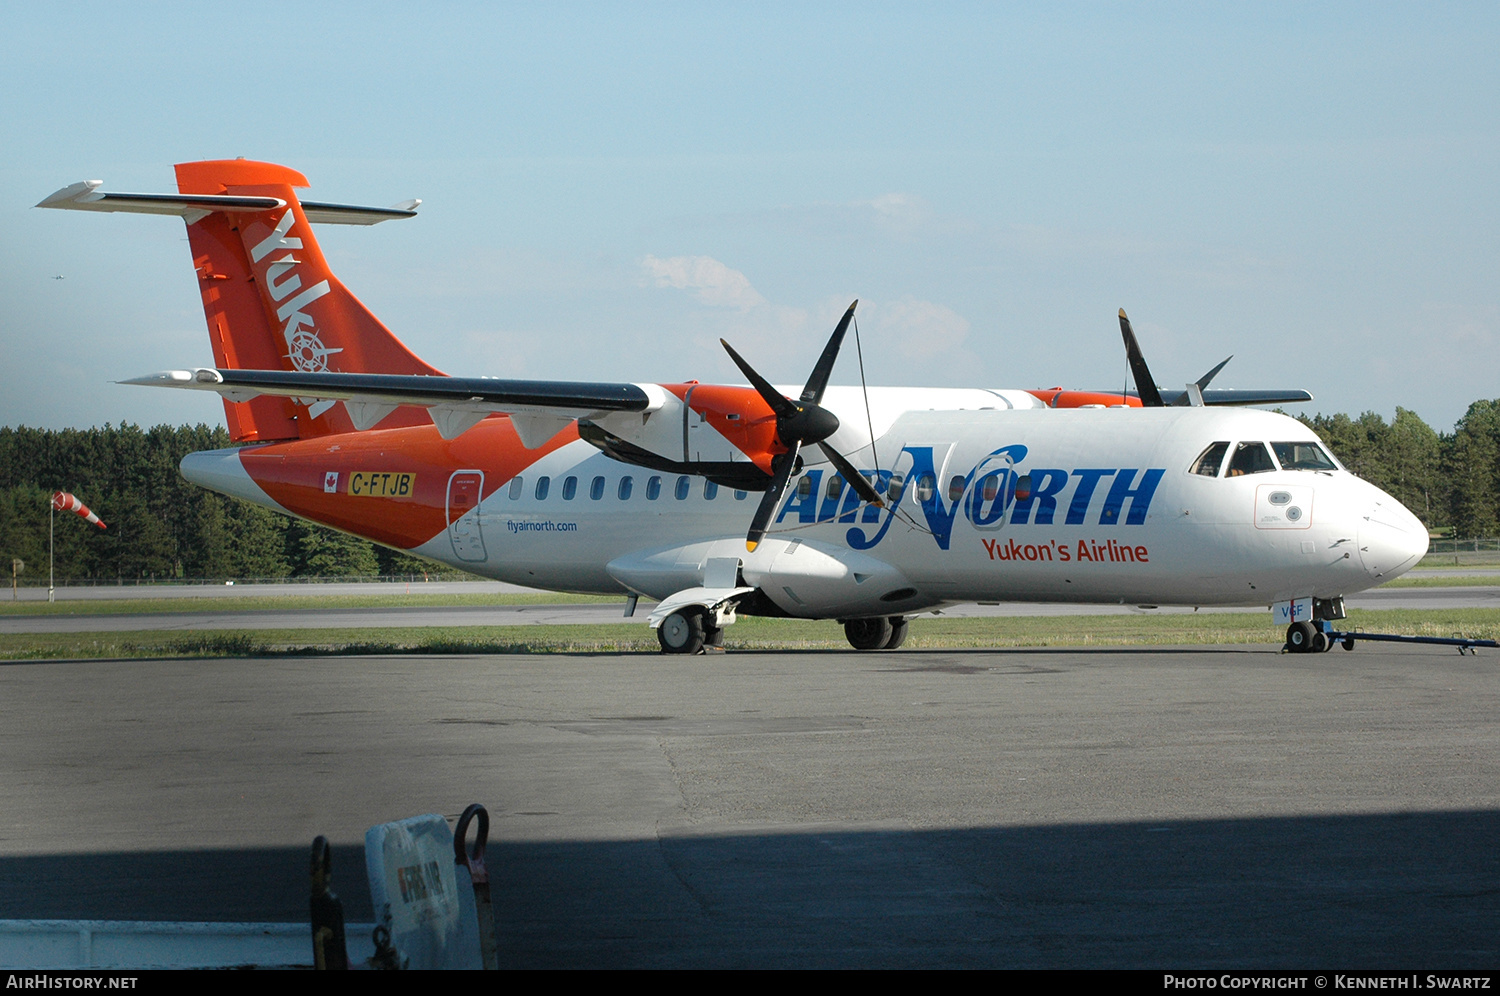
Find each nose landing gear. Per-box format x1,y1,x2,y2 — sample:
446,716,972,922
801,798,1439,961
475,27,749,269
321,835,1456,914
1285,621,1333,653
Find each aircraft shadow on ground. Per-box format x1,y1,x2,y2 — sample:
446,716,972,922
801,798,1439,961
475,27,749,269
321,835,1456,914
2,810,1495,968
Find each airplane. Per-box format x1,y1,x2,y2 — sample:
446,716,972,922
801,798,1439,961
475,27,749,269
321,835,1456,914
38,160,1430,655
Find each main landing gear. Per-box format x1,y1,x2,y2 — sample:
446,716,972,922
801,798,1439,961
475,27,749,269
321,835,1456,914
843,616,909,651
655,608,725,655
655,609,911,654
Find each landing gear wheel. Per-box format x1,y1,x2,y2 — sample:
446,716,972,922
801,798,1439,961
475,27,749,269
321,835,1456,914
884,617,909,650
845,617,894,651
1311,630,1330,653
658,609,706,655
704,625,724,648
1286,622,1316,653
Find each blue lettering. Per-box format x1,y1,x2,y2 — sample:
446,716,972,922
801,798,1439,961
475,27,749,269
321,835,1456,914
900,446,967,550
847,470,903,549
1065,469,1115,525
1008,467,1069,525
1099,468,1163,525
840,446,1163,551
964,444,1028,527
776,469,823,524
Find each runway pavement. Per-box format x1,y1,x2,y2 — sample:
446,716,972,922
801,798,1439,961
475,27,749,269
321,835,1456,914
3,583,1497,633
1,642,1496,968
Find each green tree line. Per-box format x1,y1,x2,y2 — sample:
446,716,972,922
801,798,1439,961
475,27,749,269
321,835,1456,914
5,404,1500,582
1293,401,1500,537
0,424,439,584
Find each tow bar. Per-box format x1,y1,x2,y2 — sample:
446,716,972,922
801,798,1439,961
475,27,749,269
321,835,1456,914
1287,620,1500,656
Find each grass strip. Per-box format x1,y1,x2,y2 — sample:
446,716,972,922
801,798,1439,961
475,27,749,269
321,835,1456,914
3,609,1498,660
1378,575,1500,588
6,573,1499,618
0,591,625,616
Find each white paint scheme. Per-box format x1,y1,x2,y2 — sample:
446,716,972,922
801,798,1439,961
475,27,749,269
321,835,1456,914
181,402,1429,629
64,168,1424,648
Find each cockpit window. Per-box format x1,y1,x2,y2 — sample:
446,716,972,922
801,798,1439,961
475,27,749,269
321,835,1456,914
1227,442,1276,476
1272,441,1338,471
1191,441,1230,477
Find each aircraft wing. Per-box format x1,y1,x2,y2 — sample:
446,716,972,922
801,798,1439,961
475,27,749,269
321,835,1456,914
1161,388,1313,406
123,368,668,446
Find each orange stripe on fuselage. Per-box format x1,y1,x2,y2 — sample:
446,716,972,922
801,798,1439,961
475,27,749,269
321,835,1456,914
238,416,579,549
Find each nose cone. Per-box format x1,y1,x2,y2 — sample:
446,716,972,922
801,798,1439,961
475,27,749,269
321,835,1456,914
1358,492,1428,581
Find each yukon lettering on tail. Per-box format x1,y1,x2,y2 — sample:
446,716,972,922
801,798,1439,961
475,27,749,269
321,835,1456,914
247,209,339,412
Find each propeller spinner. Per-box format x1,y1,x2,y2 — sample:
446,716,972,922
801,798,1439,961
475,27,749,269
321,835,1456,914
720,301,885,551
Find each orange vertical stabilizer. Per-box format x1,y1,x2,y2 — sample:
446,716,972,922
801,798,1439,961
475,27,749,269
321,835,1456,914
175,159,443,442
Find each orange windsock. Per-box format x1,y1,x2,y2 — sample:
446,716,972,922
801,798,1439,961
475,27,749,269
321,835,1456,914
51,491,106,529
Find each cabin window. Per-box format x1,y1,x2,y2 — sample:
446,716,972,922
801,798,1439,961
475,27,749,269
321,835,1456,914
704,481,718,500
734,489,747,500
826,475,844,500
646,476,662,500
561,476,578,500
534,476,550,500
1227,442,1276,476
915,473,936,503
1272,441,1338,471
887,474,905,502
590,476,606,500
796,476,813,499
508,477,523,500
618,476,633,500
948,476,966,501
980,474,1000,502
1191,442,1230,477
675,476,691,500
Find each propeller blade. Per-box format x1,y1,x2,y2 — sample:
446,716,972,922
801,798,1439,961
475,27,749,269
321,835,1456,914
1118,308,1164,408
720,339,799,420
800,300,858,405
746,444,801,551
1171,354,1233,407
816,442,885,509
1196,355,1232,390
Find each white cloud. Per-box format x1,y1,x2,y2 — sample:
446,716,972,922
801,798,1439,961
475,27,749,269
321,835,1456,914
867,295,972,360
867,193,932,228
641,254,767,311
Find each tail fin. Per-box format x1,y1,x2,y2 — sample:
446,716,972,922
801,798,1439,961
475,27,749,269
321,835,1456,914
174,160,442,441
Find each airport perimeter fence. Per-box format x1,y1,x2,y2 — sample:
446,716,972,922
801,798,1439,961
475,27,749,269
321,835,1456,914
1427,537,1500,554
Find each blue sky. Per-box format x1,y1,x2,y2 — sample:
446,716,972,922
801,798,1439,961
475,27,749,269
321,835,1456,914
2,2,1497,432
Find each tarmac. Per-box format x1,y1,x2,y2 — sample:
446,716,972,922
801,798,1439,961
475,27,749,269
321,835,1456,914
4,577,1499,633
1,641,1496,968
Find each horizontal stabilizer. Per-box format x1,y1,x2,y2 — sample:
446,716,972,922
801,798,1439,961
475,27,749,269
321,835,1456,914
37,181,416,225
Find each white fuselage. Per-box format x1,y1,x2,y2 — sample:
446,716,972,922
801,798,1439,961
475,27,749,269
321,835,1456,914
375,402,1426,617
